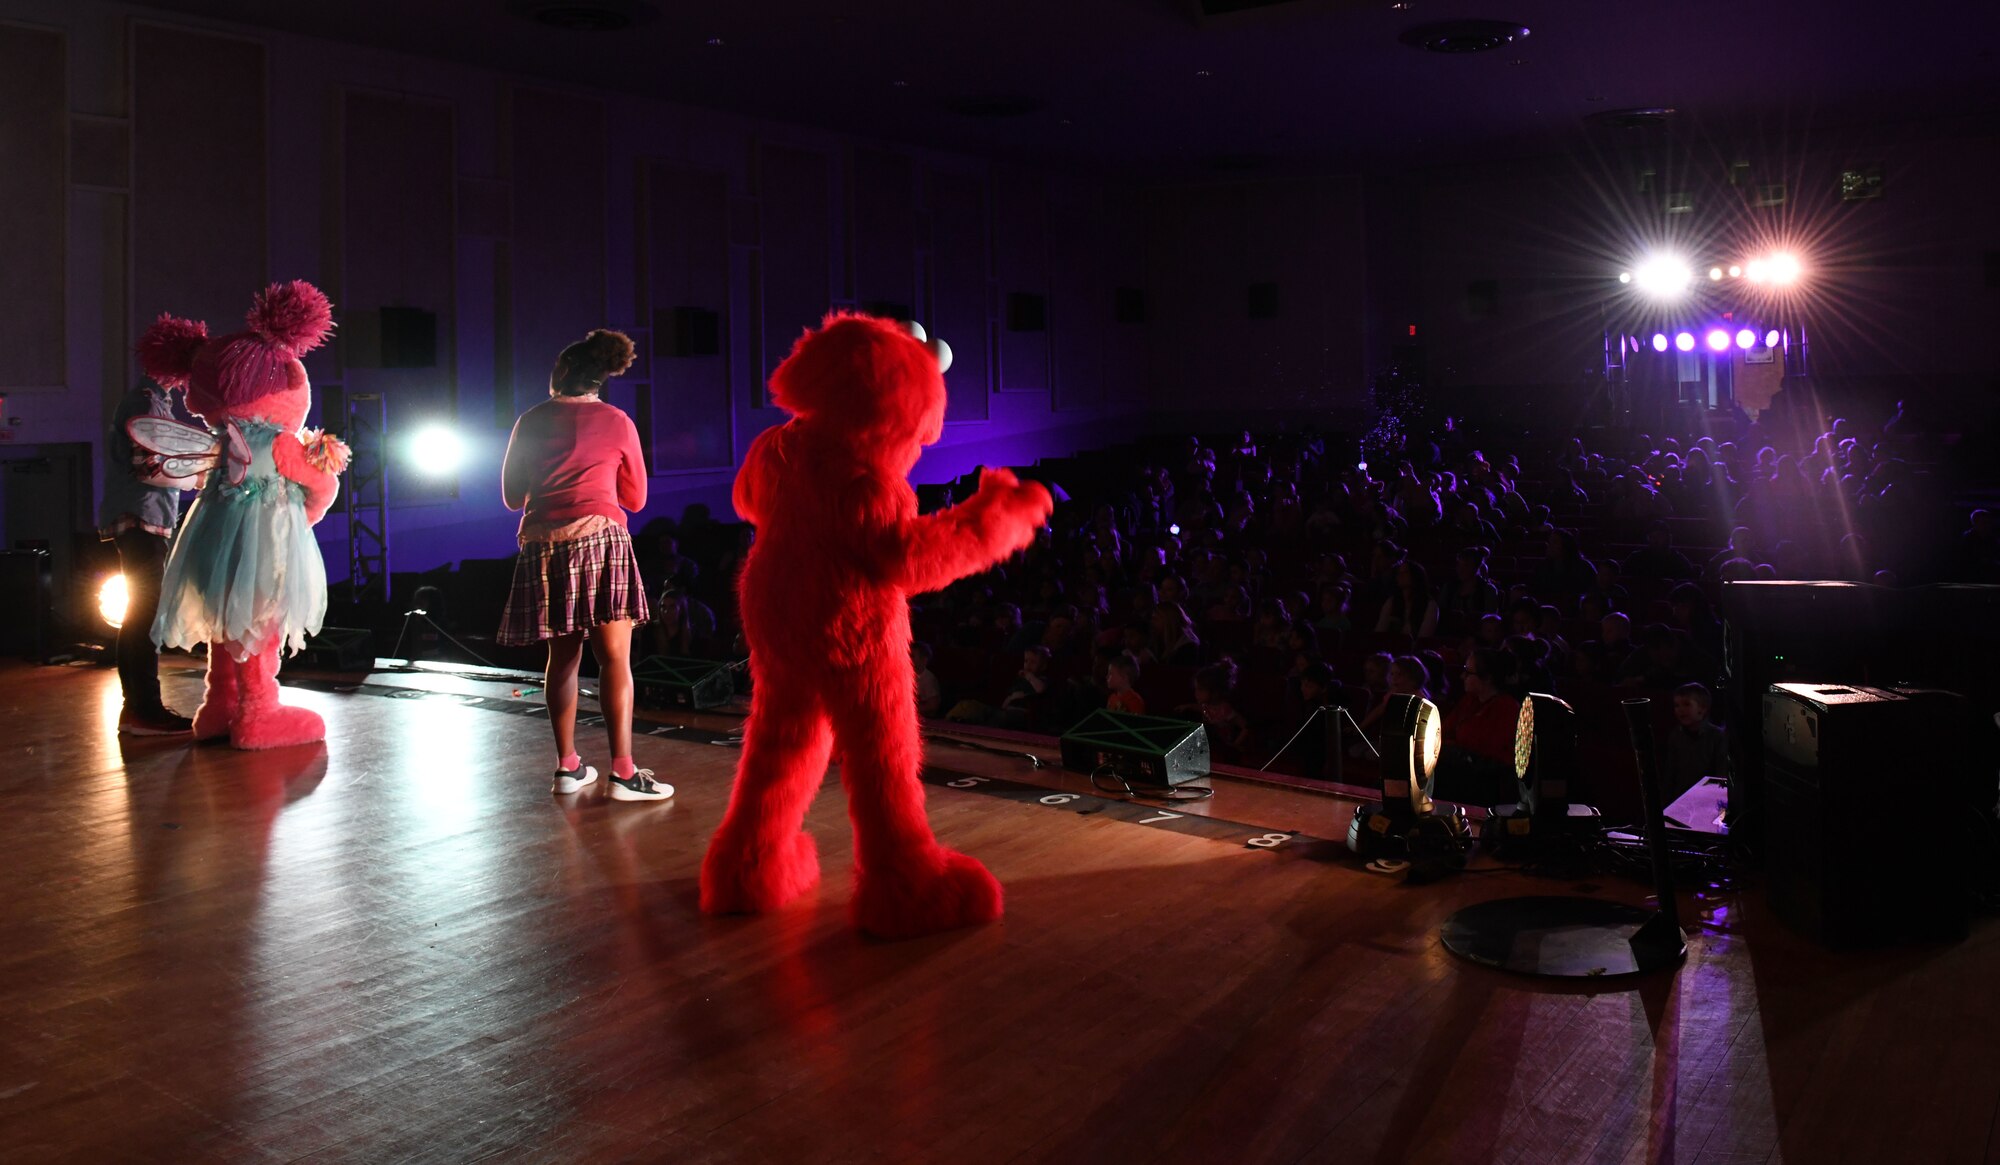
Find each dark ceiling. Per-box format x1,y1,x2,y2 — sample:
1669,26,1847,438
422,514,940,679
127,0,2000,174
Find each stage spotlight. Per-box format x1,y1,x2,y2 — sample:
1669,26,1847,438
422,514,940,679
1765,328,1781,348
1768,252,1802,285
97,573,128,630
1708,267,1723,281
1744,258,1768,283
1728,264,1742,278
1631,256,1692,300
1480,691,1600,854
407,425,465,478
1168,523,1181,536
1736,328,1756,350
1674,331,1695,352
1617,271,1632,284
1347,694,1471,872
1705,328,1731,352
1651,333,1669,353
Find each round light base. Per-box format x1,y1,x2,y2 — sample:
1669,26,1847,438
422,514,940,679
1441,895,1686,978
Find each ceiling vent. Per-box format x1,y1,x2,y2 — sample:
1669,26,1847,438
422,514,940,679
506,0,657,31
1397,20,1530,53
944,95,1044,119
1585,107,1677,131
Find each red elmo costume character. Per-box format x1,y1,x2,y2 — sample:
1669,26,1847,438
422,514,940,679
701,313,1052,938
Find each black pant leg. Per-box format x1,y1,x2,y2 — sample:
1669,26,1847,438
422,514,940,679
113,530,169,712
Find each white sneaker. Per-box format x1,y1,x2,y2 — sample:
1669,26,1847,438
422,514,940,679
552,764,598,795
608,768,673,802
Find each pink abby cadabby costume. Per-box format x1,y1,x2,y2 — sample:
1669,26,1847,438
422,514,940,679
137,281,348,749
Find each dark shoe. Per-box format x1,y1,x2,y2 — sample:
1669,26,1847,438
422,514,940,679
119,707,194,736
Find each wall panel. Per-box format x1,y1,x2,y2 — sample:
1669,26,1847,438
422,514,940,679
643,162,732,472
508,87,606,416
0,25,66,387
756,143,832,397
343,90,457,497
927,167,991,422
132,24,265,348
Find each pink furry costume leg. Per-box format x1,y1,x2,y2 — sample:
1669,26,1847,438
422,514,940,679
699,313,1051,938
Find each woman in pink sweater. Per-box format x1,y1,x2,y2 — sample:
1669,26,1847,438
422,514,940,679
499,329,670,802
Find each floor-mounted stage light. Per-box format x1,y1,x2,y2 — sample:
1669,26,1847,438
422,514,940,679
97,573,128,630
1347,694,1472,874
1735,328,1757,350
1480,692,1601,854
1650,333,1669,353
1705,328,1731,353
1764,328,1781,349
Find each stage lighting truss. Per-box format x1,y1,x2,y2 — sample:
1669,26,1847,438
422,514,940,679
1619,251,1804,297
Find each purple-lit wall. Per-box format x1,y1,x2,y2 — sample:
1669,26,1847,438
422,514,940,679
0,0,1149,579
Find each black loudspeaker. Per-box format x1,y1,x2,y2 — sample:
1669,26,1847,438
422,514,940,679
1060,709,1210,787
1761,683,1967,947
634,655,735,710
0,549,52,661
657,306,720,357
1113,286,1146,324
1246,282,1279,320
379,307,437,368
1005,292,1046,332
295,627,374,672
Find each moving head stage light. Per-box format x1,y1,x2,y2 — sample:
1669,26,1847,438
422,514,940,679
1347,694,1472,875
1481,692,1602,856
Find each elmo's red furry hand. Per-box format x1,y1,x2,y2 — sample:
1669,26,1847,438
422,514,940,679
701,313,1044,938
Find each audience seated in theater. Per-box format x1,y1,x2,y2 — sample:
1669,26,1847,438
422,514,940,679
1624,520,1698,579
1178,658,1250,756
911,641,943,719
1376,560,1440,639
1661,682,1730,799
1531,529,1596,611
1105,652,1145,715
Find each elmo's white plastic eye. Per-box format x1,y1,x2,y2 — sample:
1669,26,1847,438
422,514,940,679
901,319,928,343
930,337,952,373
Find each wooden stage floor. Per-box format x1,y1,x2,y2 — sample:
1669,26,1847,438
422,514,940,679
2,657,1996,1164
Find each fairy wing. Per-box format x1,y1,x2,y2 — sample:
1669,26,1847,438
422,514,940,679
127,415,220,488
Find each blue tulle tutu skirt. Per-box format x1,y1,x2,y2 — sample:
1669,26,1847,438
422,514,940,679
152,420,328,660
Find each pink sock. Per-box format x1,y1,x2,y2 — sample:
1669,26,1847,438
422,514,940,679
612,756,636,779
560,752,581,772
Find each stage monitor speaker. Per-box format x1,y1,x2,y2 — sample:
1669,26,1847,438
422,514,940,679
1060,709,1210,787
295,627,374,672
378,307,437,368
1761,682,1967,948
656,306,720,357
0,549,52,661
634,655,735,710
1005,292,1046,333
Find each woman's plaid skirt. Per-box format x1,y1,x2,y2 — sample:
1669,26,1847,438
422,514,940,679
497,525,650,645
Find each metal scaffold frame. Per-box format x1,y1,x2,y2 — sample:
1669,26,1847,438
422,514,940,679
343,393,390,603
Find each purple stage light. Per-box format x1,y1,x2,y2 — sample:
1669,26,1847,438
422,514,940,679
1705,328,1730,352
1651,333,1669,352
1674,331,1695,352
1736,328,1756,350
1765,328,1781,348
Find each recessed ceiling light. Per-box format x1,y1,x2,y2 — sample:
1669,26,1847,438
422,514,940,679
1196,68,1214,77
892,79,908,87
705,36,723,46
1391,1,1411,8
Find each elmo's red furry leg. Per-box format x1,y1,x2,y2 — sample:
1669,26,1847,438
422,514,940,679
834,671,1002,940
700,670,833,915
191,645,240,742
230,637,325,750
